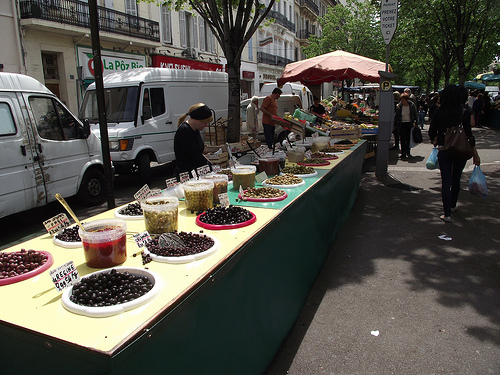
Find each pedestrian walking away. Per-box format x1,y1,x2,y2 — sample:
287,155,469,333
395,92,418,159
428,85,480,222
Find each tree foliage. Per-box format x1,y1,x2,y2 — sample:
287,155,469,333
150,0,275,142
304,0,384,61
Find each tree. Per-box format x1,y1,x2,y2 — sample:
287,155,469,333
304,0,384,61
397,0,500,87
151,0,275,142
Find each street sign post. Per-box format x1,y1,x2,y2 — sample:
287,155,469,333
377,0,398,177
381,0,398,45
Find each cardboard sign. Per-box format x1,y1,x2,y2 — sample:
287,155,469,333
133,231,151,248
134,184,151,202
43,213,71,236
50,261,80,292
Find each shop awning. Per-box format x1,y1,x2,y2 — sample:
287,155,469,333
277,50,391,86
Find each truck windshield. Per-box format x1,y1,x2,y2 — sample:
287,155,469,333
79,86,139,124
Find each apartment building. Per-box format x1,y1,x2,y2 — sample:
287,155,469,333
1,0,336,113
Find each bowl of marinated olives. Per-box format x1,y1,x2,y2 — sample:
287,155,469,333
141,196,179,235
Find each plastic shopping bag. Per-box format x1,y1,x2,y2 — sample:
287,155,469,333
426,147,439,170
468,165,488,198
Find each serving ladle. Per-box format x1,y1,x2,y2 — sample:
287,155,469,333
55,193,85,232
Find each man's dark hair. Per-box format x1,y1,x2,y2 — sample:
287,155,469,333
272,88,282,95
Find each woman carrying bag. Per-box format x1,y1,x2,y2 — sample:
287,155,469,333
428,85,480,222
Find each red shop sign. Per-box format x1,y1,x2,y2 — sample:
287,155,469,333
152,55,223,72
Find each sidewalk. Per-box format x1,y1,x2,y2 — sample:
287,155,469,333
265,127,500,374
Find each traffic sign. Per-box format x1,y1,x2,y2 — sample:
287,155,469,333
381,0,398,45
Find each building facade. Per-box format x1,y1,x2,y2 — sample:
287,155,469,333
1,0,337,114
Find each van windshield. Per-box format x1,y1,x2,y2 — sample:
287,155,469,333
80,86,139,124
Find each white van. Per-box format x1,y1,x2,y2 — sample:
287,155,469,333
260,82,314,110
0,73,106,219
79,68,228,182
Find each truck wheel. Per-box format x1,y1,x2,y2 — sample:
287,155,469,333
137,153,151,184
78,168,106,206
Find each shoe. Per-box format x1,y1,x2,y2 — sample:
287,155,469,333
440,215,451,222
451,206,458,213
407,154,413,158
390,146,400,150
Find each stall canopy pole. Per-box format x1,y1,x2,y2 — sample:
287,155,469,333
89,0,115,208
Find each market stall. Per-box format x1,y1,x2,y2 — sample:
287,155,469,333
0,140,366,375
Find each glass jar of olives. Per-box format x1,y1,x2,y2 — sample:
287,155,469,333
203,174,228,204
231,165,256,191
182,180,214,211
141,196,179,235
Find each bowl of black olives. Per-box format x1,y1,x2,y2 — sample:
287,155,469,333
114,202,144,220
53,225,82,248
61,267,162,318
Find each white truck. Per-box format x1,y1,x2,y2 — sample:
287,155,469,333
260,82,314,111
0,72,106,219
79,68,229,183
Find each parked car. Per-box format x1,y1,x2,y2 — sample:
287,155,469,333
0,72,107,219
80,68,229,183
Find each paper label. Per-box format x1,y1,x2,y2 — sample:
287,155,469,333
179,172,190,183
212,164,222,173
255,145,269,157
197,165,210,177
191,169,197,179
239,185,244,195
134,184,151,202
166,177,179,189
305,150,312,159
43,213,71,235
133,231,151,248
255,171,268,184
50,261,80,292
150,188,162,197
219,193,230,207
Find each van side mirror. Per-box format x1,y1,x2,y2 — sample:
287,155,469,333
80,119,91,138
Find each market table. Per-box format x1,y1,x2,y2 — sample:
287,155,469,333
0,141,367,375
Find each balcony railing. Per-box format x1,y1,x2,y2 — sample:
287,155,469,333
19,0,160,42
257,52,293,67
267,10,295,33
299,0,319,16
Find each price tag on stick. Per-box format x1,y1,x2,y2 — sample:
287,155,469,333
43,213,71,236
133,231,152,248
134,184,151,202
50,261,80,292
219,193,230,207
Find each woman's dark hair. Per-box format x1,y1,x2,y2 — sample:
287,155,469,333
439,85,462,109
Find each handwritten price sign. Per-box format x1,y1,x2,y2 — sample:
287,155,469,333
43,213,71,235
50,261,80,292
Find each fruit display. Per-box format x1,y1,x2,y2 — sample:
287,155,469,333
281,165,315,175
118,202,143,217
69,268,153,307
264,174,304,186
198,206,254,226
310,152,338,160
145,232,215,258
141,197,179,235
0,249,50,281
183,180,214,212
241,187,286,200
79,219,128,268
55,226,81,243
322,146,345,153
